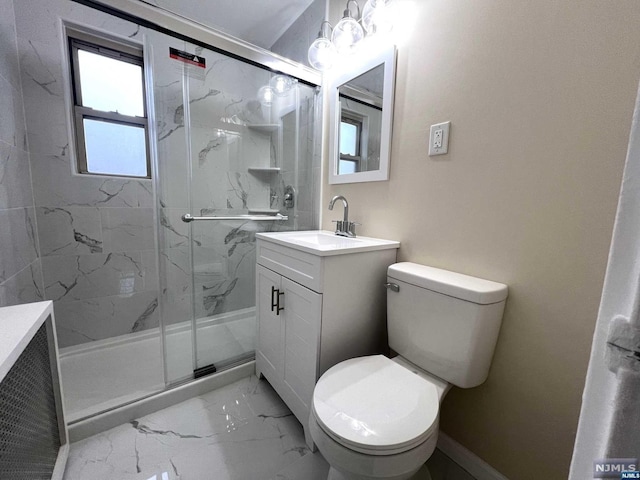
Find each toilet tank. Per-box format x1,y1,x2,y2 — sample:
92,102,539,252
387,262,508,388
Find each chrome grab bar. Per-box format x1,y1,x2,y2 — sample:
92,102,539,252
181,213,288,223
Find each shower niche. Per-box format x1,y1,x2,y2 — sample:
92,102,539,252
246,122,283,215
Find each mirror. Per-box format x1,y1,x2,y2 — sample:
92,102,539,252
328,45,396,184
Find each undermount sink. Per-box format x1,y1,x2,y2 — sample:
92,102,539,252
255,230,400,256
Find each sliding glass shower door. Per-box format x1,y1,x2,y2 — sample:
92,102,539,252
148,32,320,384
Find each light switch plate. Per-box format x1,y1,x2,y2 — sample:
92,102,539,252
429,121,451,156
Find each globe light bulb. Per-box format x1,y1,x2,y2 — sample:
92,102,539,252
257,86,274,106
308,21,336,71
331,11,364,55
362,0,393,35
270,75,294,96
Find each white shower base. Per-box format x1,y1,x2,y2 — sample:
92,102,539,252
59,308,256,423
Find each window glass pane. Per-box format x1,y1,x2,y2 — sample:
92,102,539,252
78,49,144,117
340,121,358,156
339,159,357,175
83,119,147,177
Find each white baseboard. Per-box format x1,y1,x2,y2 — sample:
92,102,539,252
437,432,509,480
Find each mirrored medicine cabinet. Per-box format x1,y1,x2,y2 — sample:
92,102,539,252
328,45,397,184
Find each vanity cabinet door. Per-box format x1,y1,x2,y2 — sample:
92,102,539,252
256,264,322,447
256,265,284,381
281,276,321,424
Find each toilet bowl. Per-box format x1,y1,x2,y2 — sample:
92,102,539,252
309,355,449,480
309,263,508,480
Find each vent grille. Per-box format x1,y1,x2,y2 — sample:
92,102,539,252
0,323,61,479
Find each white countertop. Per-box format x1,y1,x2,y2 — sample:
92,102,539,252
0,301,54,383
256,230,400,256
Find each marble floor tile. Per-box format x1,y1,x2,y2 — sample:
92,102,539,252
63,372,476,480
63,375,311,480
270,451,329,480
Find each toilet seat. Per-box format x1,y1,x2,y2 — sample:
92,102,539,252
312,355,440,456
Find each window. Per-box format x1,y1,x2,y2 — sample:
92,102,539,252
338,111,364,175
69,31,150,178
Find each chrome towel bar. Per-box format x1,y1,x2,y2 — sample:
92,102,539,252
181,213,288,223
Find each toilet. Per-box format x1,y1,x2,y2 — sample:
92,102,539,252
309,262,508,480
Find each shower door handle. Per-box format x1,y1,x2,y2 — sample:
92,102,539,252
271,286,284,315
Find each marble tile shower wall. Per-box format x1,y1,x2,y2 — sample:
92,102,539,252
9,0,320,352
13,0,159,348
0,0,44,308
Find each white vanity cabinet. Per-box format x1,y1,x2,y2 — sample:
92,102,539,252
255,231,399,447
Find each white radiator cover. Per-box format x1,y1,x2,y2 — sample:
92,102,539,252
0,301,68,480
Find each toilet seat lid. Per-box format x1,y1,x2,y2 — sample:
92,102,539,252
313,355,439,454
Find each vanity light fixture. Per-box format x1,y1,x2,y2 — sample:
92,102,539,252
307,0,394,72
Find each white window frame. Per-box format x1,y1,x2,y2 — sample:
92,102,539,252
339,113,362,173
68,30,151,179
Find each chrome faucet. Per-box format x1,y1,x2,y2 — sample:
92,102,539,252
328,195,358,237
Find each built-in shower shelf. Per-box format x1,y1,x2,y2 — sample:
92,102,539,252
248,167,281,173
248,208,281,215
247,124,279,134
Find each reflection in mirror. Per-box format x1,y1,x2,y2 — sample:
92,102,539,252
337,64,384,175
329,45,396,184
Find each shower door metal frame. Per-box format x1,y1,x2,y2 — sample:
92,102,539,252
71,0,321,87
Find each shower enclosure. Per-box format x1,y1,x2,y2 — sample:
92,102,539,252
45,3,321,423
150,30,321,386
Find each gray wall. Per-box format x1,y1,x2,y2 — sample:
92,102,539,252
271,0,324,67
0,0,44,307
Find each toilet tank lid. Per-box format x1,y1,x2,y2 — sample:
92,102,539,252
388,262,508,305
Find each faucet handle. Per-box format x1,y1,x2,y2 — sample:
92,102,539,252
346,221,360,237
332,219,360,237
